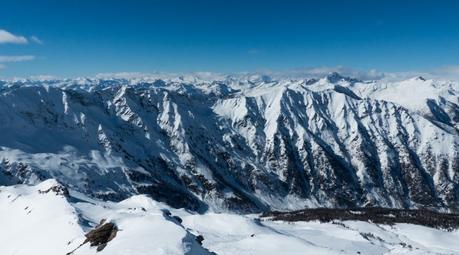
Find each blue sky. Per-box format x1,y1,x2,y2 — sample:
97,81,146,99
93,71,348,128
1,0,459,77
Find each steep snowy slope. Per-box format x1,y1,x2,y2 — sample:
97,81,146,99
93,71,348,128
0,180,212,255
0,180,82,255
0,74,457,212
1,180,459,255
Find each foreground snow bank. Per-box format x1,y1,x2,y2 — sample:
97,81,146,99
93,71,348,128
1,180,459,255
182,213,459,255
0,180,83,255
0,180,211,255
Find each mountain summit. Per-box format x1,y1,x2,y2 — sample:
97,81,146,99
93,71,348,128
0,74,458,213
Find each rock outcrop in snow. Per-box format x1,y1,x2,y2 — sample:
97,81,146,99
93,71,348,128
0,73,457,212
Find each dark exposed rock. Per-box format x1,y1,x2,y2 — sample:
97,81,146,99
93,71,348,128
195,235,204,245
334,85,362,100
66,220,118,254
84,220,118,252
172,215,183,224
136,182,207,213
38,184,69,197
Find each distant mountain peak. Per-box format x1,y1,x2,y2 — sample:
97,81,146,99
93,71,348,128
416,76,427,81
325,72,360,83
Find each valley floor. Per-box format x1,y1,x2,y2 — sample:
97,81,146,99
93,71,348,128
0,180,458,255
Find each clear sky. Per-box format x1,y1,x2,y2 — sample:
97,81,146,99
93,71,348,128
1,0,459,77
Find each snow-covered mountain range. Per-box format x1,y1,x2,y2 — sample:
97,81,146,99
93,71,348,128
0,73,458,213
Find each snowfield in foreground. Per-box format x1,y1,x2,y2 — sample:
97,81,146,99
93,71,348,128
1,180,458,255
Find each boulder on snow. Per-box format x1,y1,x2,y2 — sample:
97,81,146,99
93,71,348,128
84,220,118,252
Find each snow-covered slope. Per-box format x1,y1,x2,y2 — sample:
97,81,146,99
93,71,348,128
0,180,212,255
1,180,459,255
0,73,458,212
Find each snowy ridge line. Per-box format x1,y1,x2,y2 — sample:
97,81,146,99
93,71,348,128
0,72,457,213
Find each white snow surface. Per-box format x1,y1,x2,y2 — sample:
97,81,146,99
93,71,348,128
0,180,458,255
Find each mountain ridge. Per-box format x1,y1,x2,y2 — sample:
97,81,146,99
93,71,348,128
0,73,457,213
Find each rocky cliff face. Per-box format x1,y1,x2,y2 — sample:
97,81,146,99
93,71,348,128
0,74,458,212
